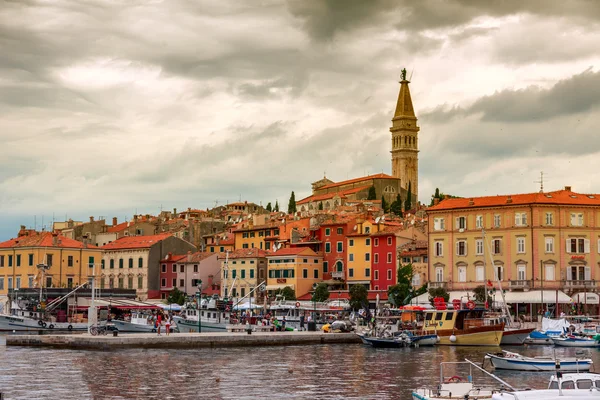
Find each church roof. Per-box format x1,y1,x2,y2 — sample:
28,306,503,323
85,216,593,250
297,185,371,205
318,173,397,191
393,79,416,119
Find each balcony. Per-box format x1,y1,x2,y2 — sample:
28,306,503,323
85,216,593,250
509,280,531,291
562,280,597,290
331,271,345,279
429,281,448,290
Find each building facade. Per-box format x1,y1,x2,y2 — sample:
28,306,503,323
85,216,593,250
220,248,267,300
346,220,378,289
370,229,398,291
265,247,322,298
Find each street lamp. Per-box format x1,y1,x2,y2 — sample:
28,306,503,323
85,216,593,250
197,280,203,333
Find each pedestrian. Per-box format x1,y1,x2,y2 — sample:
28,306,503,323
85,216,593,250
165,314,171,336
299,315,305,331
157,313,162,336
281,316,286,331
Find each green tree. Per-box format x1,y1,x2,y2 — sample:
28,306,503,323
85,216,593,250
288,191,297,214
473,285,487,303
167,288,187,305
404,181,412,211
381,196,388,213
274,200,279,212
349,284,368,310
367,185,377,200
312,283,330,302
265,202,272,212
390,193,402,215
275,286,296,300
387,263,415,306
428,287,450,303
318,202,323,210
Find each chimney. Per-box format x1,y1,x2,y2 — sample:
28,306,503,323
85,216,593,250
565,186,572,192
82,234,88,248
133,215,138,222
444,195,450,200
187,250,192,262
112,217,118,226
173,208,177,216
506,195,513,204
468,198,474,206
89,216,94,223
433,198,440,206
52,232,58,246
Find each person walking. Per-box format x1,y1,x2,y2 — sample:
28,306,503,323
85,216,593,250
165,314,171,336
156,313,162,336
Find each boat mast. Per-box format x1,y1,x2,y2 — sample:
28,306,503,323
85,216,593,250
222,250,229,298
483,229,513,325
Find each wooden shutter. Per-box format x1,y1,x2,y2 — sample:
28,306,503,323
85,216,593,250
565,238,571,253
464,242,468,256
585,266,591,281
455,241,460,256
584,239,591,254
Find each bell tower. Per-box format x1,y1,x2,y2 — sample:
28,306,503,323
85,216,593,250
390,69,419,203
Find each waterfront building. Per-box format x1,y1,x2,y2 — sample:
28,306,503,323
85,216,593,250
0,231,102,295
370,227,400,291
265,247,322,298
100,233,196,300
398,240,429,288
427,187,600,310
346,219,380,290
319,217,357,285
220,248,267,300
159,251,220,299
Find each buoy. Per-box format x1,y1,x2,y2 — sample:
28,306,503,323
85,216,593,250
449,334,457,343
288,368,293,374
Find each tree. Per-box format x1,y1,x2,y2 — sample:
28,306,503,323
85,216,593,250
312,283,330,302
367,185,377,200
167,288,186,305
266,202,272,212
349,284,368,310
390,193,402,215
429,188,460,206
404,181,412,211
318,202,323,210
288,191,297,214
428,287,450,303
388,263,414,306
473,285,487,303
275,286,296,300
381,196,388,213
274,200,279,212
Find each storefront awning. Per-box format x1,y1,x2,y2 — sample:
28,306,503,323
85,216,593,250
496,290,573,304
572,292,599,305
265,284,295,291
409,291,475,305
77,298,160,309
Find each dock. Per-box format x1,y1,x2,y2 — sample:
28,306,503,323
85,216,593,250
5,331,362,350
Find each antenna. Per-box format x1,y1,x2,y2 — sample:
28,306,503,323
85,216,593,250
409,68,414,81
534,171,545,192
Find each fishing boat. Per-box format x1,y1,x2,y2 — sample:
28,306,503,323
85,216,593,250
173,297,232,333
552,335,600,348
111,312,161,333
359,330,438,348
268,297,350,331
421,308,504,346
491,372,600,399
485,350,592,372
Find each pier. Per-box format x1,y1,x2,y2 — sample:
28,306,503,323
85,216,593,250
6,331,362,350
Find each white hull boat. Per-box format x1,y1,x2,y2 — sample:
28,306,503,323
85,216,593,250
0,314,86,332
492,372,600,399
486,351,592,372
552,336,600,348
172,316,227,333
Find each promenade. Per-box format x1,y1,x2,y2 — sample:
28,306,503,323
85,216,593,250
6,331,362,350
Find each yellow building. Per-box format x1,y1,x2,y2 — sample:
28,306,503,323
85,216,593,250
427,187,600,302
219,248,267,300
266,248,322,298
233,222,280,251
0,232,102,294
346,220,379,288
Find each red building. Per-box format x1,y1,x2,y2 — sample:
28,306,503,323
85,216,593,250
319,217,356,285
370,229,399,291
159,253,186,300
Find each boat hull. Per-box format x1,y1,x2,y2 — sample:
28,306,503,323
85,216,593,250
412,335,439,347
487,354,592,372
111,320,157,333
552,337,600,348
501,328,534,345
172,316,227,333
0,315,87,332
436,330,503,346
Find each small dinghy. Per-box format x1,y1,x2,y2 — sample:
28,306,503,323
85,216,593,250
485,350,592,372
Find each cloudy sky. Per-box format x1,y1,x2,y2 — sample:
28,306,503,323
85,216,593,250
2,0,600,240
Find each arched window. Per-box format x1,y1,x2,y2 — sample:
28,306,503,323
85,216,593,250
335,260,343,272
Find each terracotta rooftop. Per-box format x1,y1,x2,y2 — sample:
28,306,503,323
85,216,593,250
318,173,397,191
0,232,99,249
428,188,600,211
218,248,268,259
101,233,172,250
267,247,318,257
297,185,371,205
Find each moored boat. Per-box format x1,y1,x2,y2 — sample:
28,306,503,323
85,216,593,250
485,350,592,372
421,308,504,346
491,372,600,399
552,336,600,348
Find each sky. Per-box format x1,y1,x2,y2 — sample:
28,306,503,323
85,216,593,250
2,0,600,241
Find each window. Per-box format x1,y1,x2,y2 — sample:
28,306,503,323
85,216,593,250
325,228,331,236
45,276,52,288
349,254,354,262
365,268,370,277
250,269,255,279
161,278,166,287
325,243,331,253
303,269,308,278
129,258,133,269
313,269,318,279
323,261,328,273
456,216,466,230
250,232,255,238
241,288,246,297
387,237,392,246
110,259,114,269
161,264,166,273
515,212,527,226
172,265,176,272
545,212,554,225
16,254,21,267
28,276,33,287
128,276,133,288
180,265,184,273
232,270,237,279
374,270,379,280
242,243,249,249
387,269,392,280
374,254,379,264
365,238,371,246
544,264,555,281
101,259,105,269
8,277,13,289
8,255,12,267
412,273,420,287
0,278,3,290
28,254,34,266
241,269,246,279
387,253,392,263
516,237,526,254
336,242,343,252
492,239,502,255
374,238,379,247
494,214,501,228
349,239,354,247
242,232,248,238
119,258,124,269
435,241,443,257
46,254,53,266
458,267,466,282
88,256,94,268
567,238,589,254
364,227,370,234
435,267,443,282
433,218,445,231
193,264,198,273
495,265,504,281
476,215,483,229
570,212,584,226
475,239,484,255
517,264,526,281
138,276,143,289
476,265,484,282
179,279,184,287
337,228,343,234
0,255,3,267
365,253,370,261
455,240,467,256
348,268,354,278
545,237,554,253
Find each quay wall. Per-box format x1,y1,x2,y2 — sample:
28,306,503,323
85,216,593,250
6,331,361,350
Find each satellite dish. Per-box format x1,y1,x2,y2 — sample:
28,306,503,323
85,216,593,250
375,217,381,223
381,215,385,221
353,225,357,231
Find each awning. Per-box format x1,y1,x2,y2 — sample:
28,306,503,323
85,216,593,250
572,292,599,305
496,290,573,304
77,298,160,309
409,291,475,305
265,284,295,291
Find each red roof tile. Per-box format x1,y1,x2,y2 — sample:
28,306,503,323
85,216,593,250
297,185,372,205
101,233,172,250
267,247,318,257
318,173,397,191
0,232,98,249
218,248,268,259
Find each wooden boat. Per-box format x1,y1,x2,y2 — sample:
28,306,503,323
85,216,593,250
421,309,504,346
552,336,600,348
485,350,592,372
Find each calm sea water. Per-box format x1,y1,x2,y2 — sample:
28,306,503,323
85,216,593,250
0,338,597,399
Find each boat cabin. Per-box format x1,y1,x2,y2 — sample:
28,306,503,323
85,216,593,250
548,373,600,390
422,309,492,332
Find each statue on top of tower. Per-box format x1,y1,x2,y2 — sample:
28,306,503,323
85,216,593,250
401,68,407,81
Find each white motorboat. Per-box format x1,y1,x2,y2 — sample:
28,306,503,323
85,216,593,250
0,313,87,332
485,350,592,372
492,372,600,399
552,336,600,348
111,312,161,333
173,298,232,333
268,298,350,331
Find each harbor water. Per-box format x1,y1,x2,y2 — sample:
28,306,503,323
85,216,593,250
0,338,598,399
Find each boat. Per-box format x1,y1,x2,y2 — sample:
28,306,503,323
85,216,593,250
486,314,534,345
359,330,438,348
412,361,503,399
525,317,572,345
268,297,350,331
111,312,161,333
485,350,593,372
491,372,600,399
525,329,562,345
421,308,504,346
173,297,232,333
552,335,600,348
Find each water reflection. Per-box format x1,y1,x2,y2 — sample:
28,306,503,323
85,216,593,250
0,343,597,399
